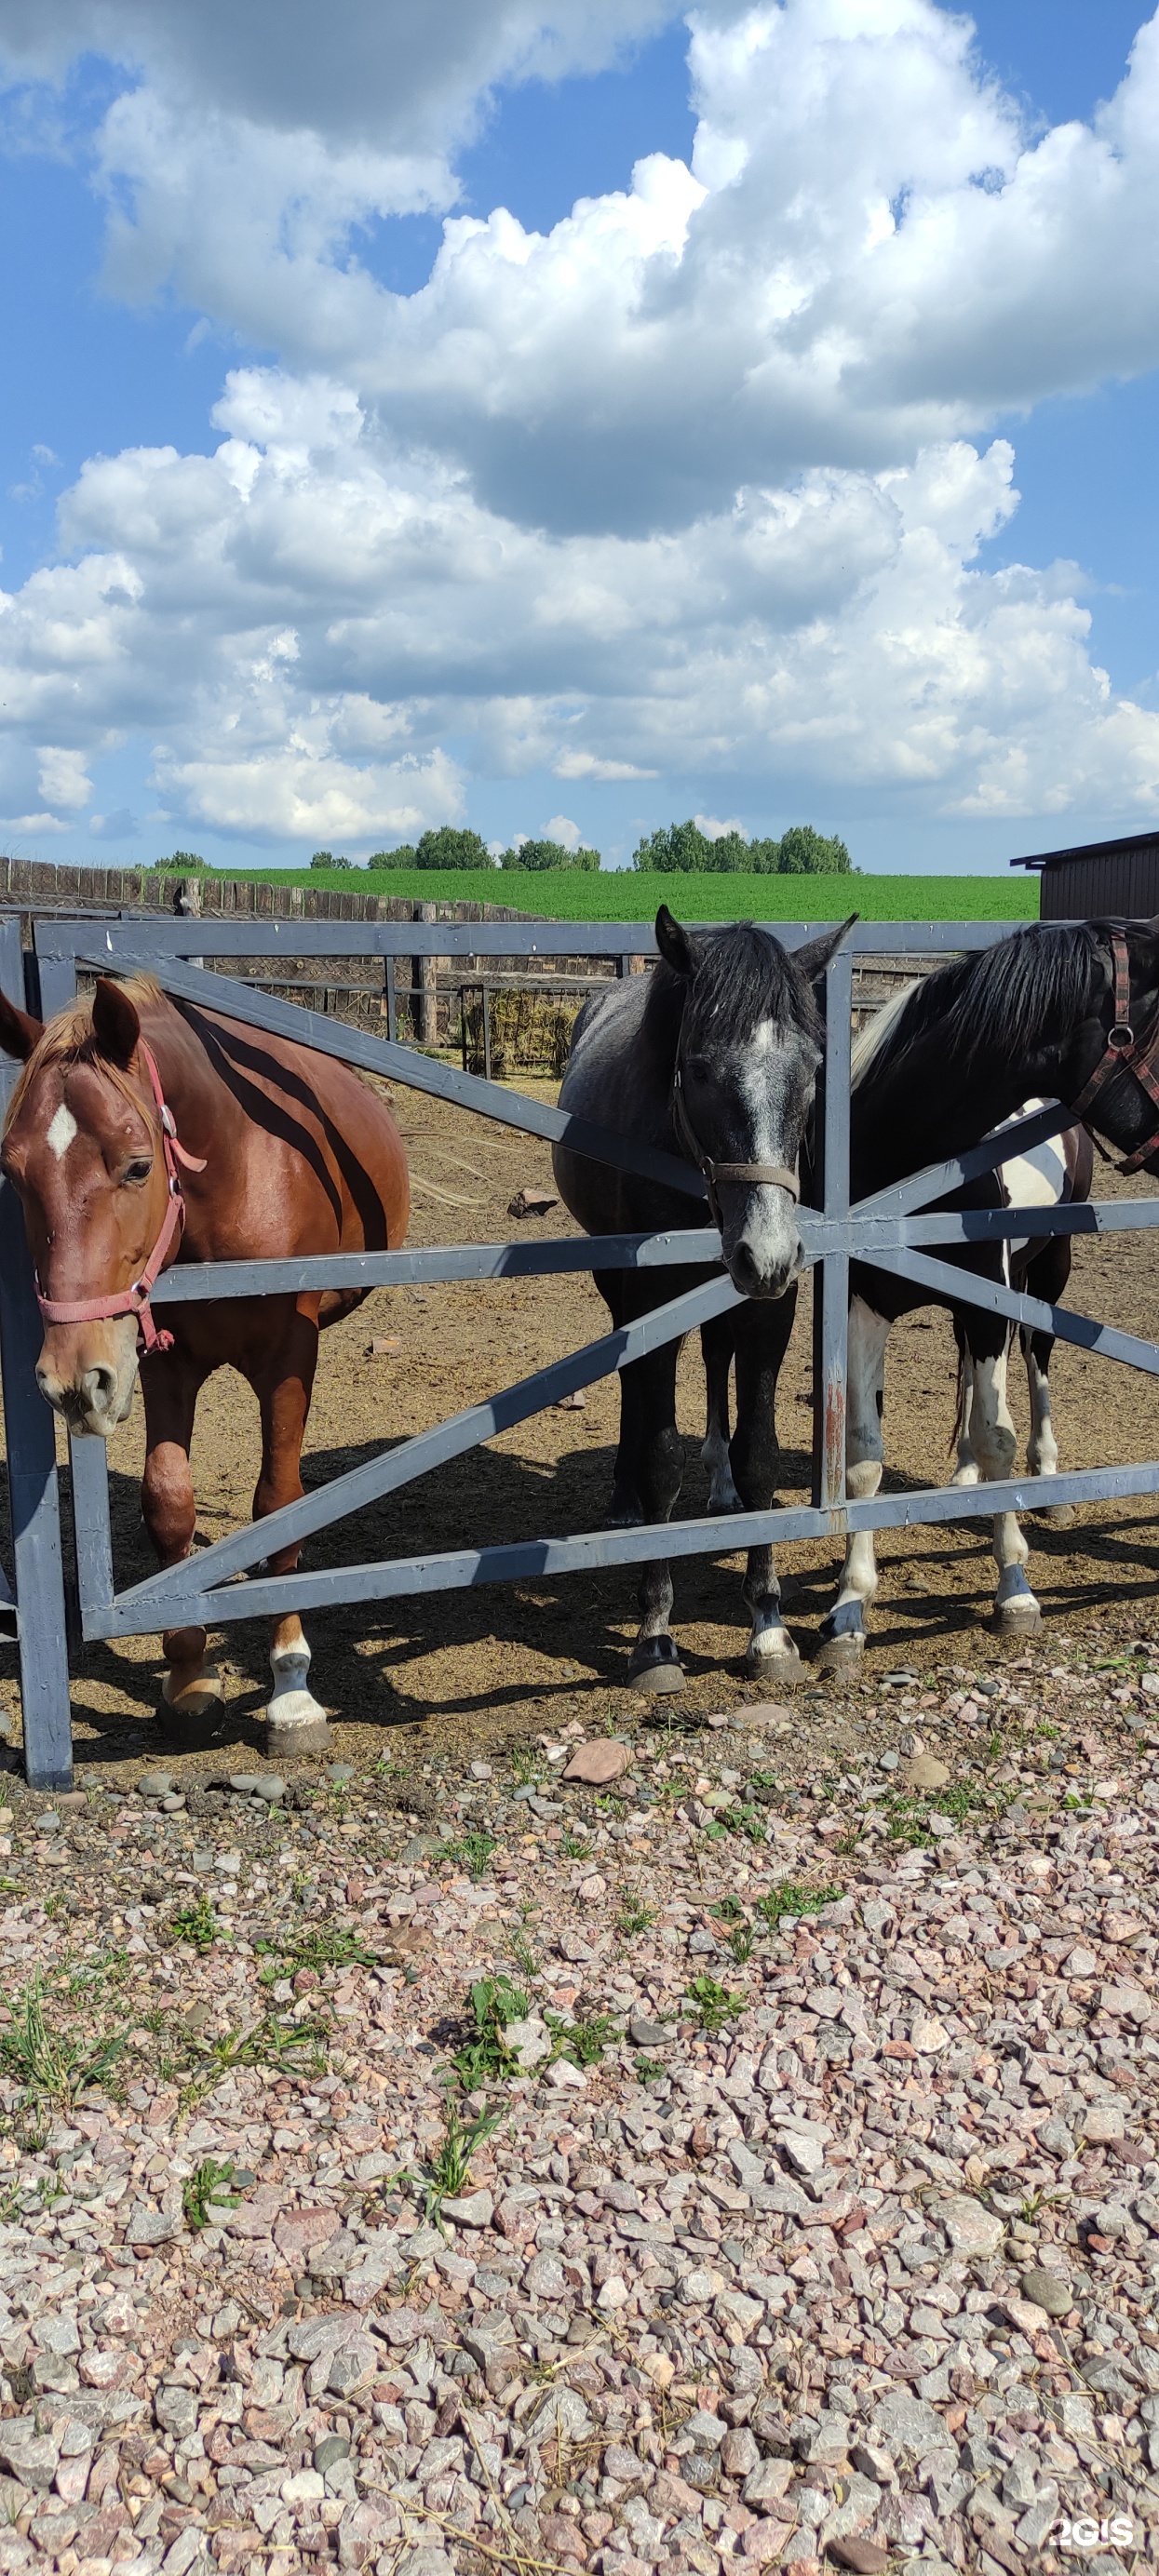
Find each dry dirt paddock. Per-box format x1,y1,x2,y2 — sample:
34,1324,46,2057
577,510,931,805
3,1070,1159,1779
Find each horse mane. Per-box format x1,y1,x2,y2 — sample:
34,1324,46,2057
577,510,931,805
3,975,166,1135
643,921,819,1060
851,924,1100,1096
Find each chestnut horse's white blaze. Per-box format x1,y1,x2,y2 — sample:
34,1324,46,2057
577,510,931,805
46,1103,77,1160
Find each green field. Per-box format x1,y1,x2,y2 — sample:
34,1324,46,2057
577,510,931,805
204,865,1039,922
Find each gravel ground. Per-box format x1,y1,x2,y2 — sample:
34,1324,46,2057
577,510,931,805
0,1617,1157,2576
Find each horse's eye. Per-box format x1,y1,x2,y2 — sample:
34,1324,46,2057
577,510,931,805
687,1055,709,1081
124,1158,153,1186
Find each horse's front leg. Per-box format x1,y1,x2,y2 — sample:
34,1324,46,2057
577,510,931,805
950,1325,979,1486
966,1339,1042,1630
1023,1234,1075,1526
249,1309,332,1754
817,1296,890,1671
621,1338,686,1692
700,1315,740,1511
729,1292,802,1684
141,1352,221,1724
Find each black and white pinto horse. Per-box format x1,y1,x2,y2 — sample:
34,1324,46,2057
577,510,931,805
816,919,1159,1664
949,1108,1092,1513
553,906,852,1690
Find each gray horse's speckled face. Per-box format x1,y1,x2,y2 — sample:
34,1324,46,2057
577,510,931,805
677,1003,817,1297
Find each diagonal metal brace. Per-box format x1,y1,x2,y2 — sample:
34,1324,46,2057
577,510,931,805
84,950,710,1204
108,1266,744,1622
885,1245,1159,1375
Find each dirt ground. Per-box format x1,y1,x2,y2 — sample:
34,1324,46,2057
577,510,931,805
4,1069,1159,1785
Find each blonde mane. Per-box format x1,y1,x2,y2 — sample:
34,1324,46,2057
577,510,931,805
3,975,166,1136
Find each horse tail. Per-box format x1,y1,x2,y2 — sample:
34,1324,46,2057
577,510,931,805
950,1319,968,1458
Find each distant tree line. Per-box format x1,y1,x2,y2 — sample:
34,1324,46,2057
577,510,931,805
632,821,853,874
325,828,599,871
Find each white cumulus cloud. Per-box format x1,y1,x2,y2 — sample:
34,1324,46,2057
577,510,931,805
0,0,1157,842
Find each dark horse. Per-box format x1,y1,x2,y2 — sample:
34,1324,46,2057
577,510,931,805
815,916,1159,1660
553,905,853,1690
0,973,410,1751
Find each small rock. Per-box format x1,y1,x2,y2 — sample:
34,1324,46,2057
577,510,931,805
508,1187,559,1218
597,2275,630,2310
562,1740,629,1785
1082,2102,1125,2143
546,2057,586,2089
327,1763,356,1782
850,2444,896,2486
1065,1945,1098,1979
933,2193,1004,2256
556,1389,586,1409
910,2015,950,2053
1020,2266,1072,2317
282,2467,326,2503
780,2132,825,2178
138,1774,173,1799
439,2190,493,2228
742,1702,794,1728
679,2265,726,2304
629,2016,667,2047
227,1773,267,1795
34,1810,61,1831
367,1335,401,1356
577,1872,607,1902
905,1754,950,1791
502,2016,552,2072
314,2434,352,2472
829,2545,889,2575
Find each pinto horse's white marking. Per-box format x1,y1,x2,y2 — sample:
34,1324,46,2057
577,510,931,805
46,1104,76,1161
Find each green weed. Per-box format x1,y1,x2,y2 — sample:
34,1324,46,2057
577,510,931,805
560,1833,590,1860
0,1976,125,2103
440,1831,498,1881
170,1893,227,1955
713,1894,745,1923
617,1899,654,1937
181,2012,328,2102
726,1925,754,1966
634,2055,666,2085
755,1881,841,1928
183,2157,238,2230
685,1972,746,2033
547,2009,618,2068
409,2095,505,2225
255,1922,376,1984
503,1924,538,1979
452,1976,529,2087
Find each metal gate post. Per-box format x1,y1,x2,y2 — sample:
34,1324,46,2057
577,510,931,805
0,925,74,1787
812,945,853,1515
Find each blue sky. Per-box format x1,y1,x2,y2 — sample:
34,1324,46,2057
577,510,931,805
1,0,1158,875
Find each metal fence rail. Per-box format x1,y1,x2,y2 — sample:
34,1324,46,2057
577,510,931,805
0,907,1157,1788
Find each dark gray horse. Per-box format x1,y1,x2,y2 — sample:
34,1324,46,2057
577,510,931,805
553,904,852,1691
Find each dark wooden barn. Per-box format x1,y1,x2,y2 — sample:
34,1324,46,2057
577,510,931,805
1012,826,1159,919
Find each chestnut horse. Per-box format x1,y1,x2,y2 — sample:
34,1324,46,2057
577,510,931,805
0,973,409,1751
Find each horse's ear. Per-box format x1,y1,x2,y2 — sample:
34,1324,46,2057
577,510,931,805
655,906,697,979
0,990,44,1062
91,978,142,1071
794,914,859,985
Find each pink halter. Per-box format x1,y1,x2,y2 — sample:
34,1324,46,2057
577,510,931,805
35,1040,206,1356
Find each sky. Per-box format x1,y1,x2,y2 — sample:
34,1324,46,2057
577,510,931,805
0,2,1158,877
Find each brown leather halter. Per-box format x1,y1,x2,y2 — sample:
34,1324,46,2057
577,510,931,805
1069,928,1159,1174
670,1062,800,1228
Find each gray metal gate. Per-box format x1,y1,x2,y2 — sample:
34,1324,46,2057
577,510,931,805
3,907,1159,1791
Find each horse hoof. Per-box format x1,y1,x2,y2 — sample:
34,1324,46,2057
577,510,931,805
1038,1502,1077,1529
264,1713,334,1756
814,1632,865,1675
627,1642,686,1694
991,1598,1042,1634
160,1667,224,1725
745,1643,805,1687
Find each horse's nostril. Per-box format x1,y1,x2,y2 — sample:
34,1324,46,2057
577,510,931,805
81,1364,118,1415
